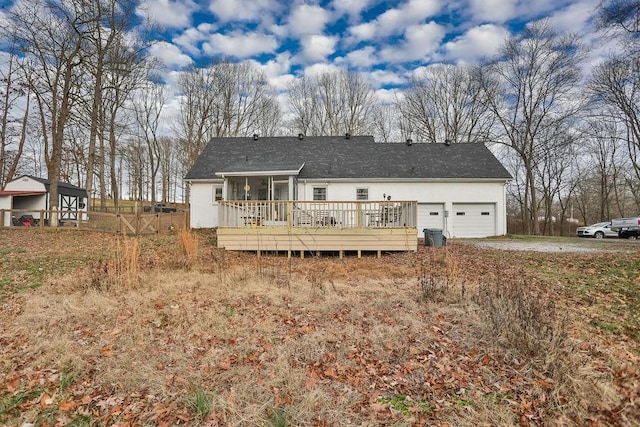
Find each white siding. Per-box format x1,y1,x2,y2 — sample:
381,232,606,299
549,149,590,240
298,180,507,238
190,178,508,238
4,177,46,192
189,181,221,228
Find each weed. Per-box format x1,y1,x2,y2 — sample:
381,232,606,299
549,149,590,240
177,229,199,269
59,371,75,393
86,236,140,292
269,408,288,427
67,415,94,426
0,390,38,419
189,387,213,420
473,279,568,363
420,245,461,303
378,395,411,416
377,395,433,417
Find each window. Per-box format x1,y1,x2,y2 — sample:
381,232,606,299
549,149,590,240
356,188,368,200
313,187,327,201
213,186,223,202
429,212,439,216
481,212,490,216
456,212,466,216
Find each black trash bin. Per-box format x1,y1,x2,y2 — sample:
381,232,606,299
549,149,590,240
423,228,444,247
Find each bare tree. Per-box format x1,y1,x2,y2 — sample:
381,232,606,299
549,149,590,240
6,0,97,225
0,46,31,188
287,70,378,136
176,68,211,169
81,0,142,206
589,58,640,199
596,0,640,35
176,61,280,203
476,20,585,234
397,64,494,143
133,81,167,204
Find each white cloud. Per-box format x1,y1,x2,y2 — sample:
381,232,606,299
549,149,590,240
297,35,338,62
148,41,193,67
136,0,197,29
547,0,599,33
349,22,377,41
379,22,446,63
375,88,403,104
173,25,212,56
368,70,406,88
342,46,379,68
247,53,294,90
302,63,342,79
287,4,331,37
202,32,278,58
468,0,516,23
443,24,510,63
332,0,370,18
350,0,441,41
208,0,280,23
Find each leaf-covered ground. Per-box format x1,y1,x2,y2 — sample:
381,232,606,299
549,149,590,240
0,229,638,426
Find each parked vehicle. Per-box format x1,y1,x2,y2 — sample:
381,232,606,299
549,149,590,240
610,216,640,239
143,203,177,213
576,222,619,239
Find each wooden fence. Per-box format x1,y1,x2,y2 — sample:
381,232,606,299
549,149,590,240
0,209,188,235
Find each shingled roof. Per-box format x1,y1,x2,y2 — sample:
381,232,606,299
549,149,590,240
185,135,512,181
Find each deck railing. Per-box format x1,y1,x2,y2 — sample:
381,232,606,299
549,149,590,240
218,200,417,229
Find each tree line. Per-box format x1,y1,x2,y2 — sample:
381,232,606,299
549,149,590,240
0,0,638,233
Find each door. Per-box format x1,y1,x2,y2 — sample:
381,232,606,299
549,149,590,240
451,203,496,237
417,203,445,236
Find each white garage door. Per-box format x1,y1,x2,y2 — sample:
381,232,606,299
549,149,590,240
417,203,445,236
452,203,496,237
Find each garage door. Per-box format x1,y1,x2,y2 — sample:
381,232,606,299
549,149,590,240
451,203,496,237
417,203,445,236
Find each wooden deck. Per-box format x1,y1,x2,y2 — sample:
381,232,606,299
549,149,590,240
217,200,418,256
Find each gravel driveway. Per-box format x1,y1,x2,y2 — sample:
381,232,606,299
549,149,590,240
463,237,638,253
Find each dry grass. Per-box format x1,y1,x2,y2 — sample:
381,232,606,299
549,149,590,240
0,232,637,426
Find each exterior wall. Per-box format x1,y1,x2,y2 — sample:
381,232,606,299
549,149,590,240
189,180,222,228
4,177,46,192
190,178,509,238
297,180,508,238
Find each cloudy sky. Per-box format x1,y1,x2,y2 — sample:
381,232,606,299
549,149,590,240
138,0,603,93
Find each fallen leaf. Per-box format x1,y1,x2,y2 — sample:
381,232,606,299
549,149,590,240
58,400,76,411
40,394,53,407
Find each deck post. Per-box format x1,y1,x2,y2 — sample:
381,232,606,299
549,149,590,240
339,250,343,259
0,210,4,228
356,203,362,228
357,250,361,258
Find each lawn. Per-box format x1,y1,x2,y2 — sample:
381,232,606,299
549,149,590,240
0,229,638,426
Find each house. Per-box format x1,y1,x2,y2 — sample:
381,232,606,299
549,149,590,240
0,175,89,226
185,135,512,254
